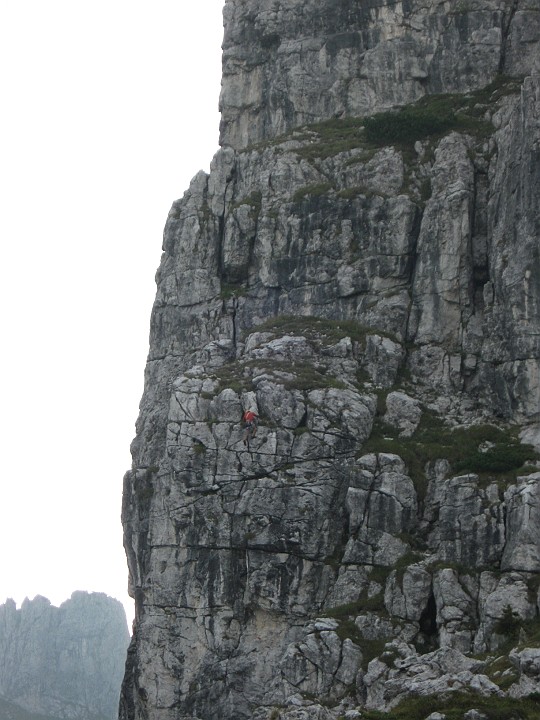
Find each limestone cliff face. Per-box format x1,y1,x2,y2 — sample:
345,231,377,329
220,0,539,148
0,593,130,720
121,1,540,718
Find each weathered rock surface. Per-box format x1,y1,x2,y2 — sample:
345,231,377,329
364,645,501,711
0,593,130,720
220,0,540,149
121,0,540,718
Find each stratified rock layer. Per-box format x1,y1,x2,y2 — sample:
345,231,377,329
121,0,540,718
0,593,130,720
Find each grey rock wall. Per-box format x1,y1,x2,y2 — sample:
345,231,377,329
121,0,540,718
0,593,130,720
220,0,540,149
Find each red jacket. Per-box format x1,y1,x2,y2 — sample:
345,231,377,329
243,411,257,423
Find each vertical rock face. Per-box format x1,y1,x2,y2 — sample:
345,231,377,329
121,0,540,718
0,593,130,720
219,0,539,149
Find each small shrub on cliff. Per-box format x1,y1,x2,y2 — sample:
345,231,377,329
220,282,248,299
495,605,522,640
454,441,535,474
213,364,254,394
363,100,457,145
494,609,540,650
232,190,262,217
192,442,206,456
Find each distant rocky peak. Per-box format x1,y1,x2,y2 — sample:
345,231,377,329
0,593,130,720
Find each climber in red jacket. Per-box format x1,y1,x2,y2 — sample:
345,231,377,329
242,409,258,447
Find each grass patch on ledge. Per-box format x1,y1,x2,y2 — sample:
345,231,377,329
210,356,348,395
325,593,386,625
207,315,391,396
295,117,367,160
212,364,254,395
362,413,539,502
251,315,374,347
240,75,522,161
248,359,348,392
359,692,540,720
361,85,497,146
292,75,522,161
363,97,458,146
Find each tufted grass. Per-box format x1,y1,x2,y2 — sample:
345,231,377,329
211,356,348,395
362,410,539,502
359,692,540,719
248,359,348,391
213,364,254,394
220,282,249,299
295,117,366,160
252,314,373,347
209,315,399,397
231,189,262,213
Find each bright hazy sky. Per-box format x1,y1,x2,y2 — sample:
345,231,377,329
0,1,225,628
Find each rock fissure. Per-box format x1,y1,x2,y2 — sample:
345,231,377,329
499,0,521,73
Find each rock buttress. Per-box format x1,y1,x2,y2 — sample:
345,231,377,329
121,1,540,718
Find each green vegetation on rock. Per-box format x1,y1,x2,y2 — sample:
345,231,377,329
220,282,249,299
495,607,540,647
294,118,368,160
362,410,538,501
232,190,263,216
212,356,348,395
291,75,521,161
359,692,540,720
253,315,372,347
363,97,459,146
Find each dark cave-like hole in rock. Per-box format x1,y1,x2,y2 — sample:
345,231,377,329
417,591,439,652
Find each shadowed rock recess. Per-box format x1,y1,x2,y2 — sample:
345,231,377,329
120,1,540,719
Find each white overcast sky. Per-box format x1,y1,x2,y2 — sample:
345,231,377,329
0,1,225,628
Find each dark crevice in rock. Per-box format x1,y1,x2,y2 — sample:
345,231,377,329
417,590,439,653
231,295,239,350
403,204,423,346
470,167,490,314
218,161,237,284
499,0,520,74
